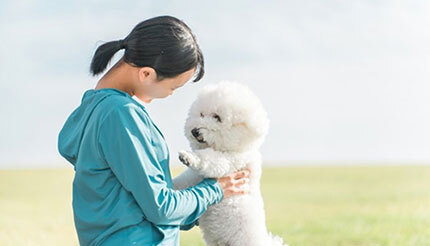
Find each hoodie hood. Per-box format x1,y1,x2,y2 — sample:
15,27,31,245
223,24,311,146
58,88,130,166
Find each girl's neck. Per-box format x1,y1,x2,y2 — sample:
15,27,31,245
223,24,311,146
95,59,136,97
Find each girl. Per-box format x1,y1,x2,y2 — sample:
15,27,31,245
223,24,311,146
58,16,249,246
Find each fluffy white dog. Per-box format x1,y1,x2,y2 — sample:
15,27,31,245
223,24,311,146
173,81,286,246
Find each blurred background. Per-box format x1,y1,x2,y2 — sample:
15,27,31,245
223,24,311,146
0,0,429,245
1,0,429,168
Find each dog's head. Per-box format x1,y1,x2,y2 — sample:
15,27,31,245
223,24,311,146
185,81,269,152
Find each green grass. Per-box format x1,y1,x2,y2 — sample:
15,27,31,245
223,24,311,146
1,166,430,245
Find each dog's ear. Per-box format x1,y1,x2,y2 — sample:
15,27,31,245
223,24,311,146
245,115,270,139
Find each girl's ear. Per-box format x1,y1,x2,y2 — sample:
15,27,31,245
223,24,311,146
137,67,157,83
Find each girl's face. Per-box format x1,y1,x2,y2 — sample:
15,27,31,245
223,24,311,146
135,67,196,103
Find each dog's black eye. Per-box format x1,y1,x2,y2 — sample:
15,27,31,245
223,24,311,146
212,114,222,122
200,113,204,117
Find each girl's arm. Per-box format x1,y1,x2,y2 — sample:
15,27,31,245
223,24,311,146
98,105,223,226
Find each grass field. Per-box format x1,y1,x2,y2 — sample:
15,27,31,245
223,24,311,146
1,166,430,245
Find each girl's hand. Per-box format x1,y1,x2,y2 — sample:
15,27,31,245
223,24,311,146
216,169,251,199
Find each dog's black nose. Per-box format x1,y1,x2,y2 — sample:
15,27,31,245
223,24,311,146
191,128,200,138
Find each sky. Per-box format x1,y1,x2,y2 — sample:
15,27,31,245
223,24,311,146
0,0,429,168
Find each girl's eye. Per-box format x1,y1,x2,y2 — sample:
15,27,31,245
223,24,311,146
213,114,222,122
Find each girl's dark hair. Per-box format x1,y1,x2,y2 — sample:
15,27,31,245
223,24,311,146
90,15,204,82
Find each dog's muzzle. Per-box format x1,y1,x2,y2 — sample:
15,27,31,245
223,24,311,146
191,128,206,143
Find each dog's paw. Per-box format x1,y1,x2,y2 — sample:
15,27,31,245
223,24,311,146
178,151,200,168
178,151,190,166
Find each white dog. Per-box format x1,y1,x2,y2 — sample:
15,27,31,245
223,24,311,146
173,81,286,246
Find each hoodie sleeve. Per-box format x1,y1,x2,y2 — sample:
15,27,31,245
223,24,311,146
98,104,223,226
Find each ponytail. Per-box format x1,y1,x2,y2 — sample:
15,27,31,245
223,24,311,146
90,39,125,76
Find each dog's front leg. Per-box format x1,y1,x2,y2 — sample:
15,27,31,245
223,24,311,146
179,149,232,178
178,150,201,169
173,168,204,190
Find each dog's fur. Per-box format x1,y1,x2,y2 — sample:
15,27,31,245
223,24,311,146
173,81,286,246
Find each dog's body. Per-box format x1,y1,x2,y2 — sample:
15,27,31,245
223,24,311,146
173,81,286,246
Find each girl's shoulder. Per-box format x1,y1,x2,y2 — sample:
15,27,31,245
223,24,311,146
96,93,153,128
98,92,147,114
86,88,146,115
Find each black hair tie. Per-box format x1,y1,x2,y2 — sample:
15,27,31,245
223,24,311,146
118,39,126,50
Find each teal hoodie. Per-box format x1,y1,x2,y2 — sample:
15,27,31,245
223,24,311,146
58,88,223,246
